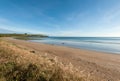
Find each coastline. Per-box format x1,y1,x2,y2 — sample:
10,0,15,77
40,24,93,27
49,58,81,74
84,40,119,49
1,37,120,81
30,37,120,54
30,40,120,55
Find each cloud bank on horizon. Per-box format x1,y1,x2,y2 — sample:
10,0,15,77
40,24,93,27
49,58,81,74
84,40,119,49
0,0,120,37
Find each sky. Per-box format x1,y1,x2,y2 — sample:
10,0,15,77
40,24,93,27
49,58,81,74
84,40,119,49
0,0,120,37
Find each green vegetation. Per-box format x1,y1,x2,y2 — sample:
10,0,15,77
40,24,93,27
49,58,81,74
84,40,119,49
0,62,64,81
0,33,48,40
0,33,48,37
0,40,85,81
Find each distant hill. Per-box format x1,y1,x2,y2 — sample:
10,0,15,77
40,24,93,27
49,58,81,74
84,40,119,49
0,33,48,37
0,28,48,40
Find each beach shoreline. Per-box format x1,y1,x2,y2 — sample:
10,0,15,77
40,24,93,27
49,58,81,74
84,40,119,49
1,37,120,81
29,37,120,54
30,40,120,55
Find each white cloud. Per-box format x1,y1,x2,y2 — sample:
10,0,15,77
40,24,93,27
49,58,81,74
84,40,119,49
51,30,81,37
66,12,85,22
102,7,120,23
0,18,10,23
0,23,49,35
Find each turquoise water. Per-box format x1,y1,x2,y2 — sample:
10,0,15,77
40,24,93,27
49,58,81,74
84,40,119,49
29,37,120,54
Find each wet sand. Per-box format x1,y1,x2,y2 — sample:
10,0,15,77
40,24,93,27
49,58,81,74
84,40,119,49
3,38,120,81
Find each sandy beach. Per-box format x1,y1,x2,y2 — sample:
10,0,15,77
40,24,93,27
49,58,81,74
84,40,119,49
2,37,120,81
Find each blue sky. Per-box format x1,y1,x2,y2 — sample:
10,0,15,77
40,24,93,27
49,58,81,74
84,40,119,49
0,0,120,37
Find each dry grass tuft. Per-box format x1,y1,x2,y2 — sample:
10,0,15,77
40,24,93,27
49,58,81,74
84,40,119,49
0,39,85,81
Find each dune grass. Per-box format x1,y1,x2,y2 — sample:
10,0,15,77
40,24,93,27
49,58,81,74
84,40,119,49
0,39,85,81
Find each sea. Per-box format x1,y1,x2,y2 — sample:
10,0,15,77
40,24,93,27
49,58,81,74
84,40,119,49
29,37,120,54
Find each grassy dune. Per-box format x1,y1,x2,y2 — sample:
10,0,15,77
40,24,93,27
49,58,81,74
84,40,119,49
0,39,85,81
